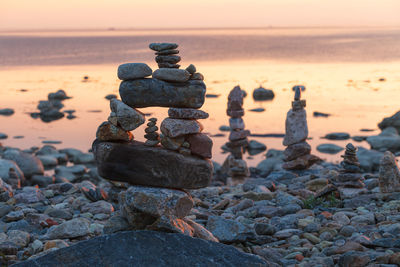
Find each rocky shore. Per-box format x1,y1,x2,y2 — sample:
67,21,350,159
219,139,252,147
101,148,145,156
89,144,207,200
1,44,400,266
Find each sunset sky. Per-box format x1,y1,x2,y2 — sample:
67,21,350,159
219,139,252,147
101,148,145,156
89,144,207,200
1,0,400,30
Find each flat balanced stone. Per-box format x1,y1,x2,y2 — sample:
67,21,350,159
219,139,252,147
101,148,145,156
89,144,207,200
168,108,209,119
120,78,206,109
149,43,178,51
161,118,203,138
93,140,213,189
153,69,191,83
117,63,152,81
12,231,266,267
283,109,308,146
186,133,213,159
110,99,145,131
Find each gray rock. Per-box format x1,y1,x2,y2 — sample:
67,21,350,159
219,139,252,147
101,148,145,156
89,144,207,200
14,187,45,203
3,149,44,178
367,127,400,152
379,151,400,192
110,99,145,131
168,108,209,119
207,216,254,243
283,141,311,161
93,140,213,189
378,110,400,132
37,155,58,168
357,147,383,172
13,231,266,267
117,63,152,80
324,132,351,140
161,118,202,138
0,132,7,139
48,89,70,100
120,186,193,228
0,159,25,185
81,200,114,215
0,108,14,116
248,140,267,151
153,69,191,83
186,64,196,74
7,230,30,248
317,143,344,154
149,43,178,51
119,78,206,109
46,218,90,239
338,251,371,267
253,87,275,101
283,109,308,146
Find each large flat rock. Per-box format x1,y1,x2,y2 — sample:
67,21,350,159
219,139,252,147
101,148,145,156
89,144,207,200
119,78,206,109
93,140,213,189
12,231,266,267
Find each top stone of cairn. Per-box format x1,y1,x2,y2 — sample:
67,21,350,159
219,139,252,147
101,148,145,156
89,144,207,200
149,43,178,52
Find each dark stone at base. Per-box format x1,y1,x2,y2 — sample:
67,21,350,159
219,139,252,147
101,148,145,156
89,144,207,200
119,78,206,109
282,154,321,170
12,231,266,267
93,140,213,189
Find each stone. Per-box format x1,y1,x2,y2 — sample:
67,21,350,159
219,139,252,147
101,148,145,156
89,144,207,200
156,49,179,55
7,230,30,248
229,118,244,130
229,130,250,141
367,127,400,152
0,178,13,201
0,132,8,139
44,240,69,251
254,223,276,235
184,218,218,242
120,186,193,227
149,43,178,51
93,140,213,189
186,133,213,159
96,121,133,142
207,216,254,243
283,141,311,161
324,132,351,140
161,118,202,138
283,109,308,146
160,135,185,150
155,55,181,64
317,144,344,154
186,64,196,74
253,87,275,101
3,149,44,178
14,231,266,267
248,140,267,152
379,151,400,193
227,86,244,111
168,108,209,119
81,200,114,215
338,251,370,267
282,154,320,170
119,78,206,109
378,110,400,132
117,63,152,80
158,63,180,68
14,187,45,203
110,99,145,131
153,69,191,83
48,89,70,100
191,73,204,80
0,108,14,116
37,155,58,168
46,218,90,239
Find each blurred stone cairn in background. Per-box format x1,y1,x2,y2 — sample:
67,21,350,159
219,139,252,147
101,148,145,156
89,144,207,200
223,86,250,184
92,43,216,237
282,86,320,170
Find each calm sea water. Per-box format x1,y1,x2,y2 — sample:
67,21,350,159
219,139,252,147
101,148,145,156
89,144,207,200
0,27,400,165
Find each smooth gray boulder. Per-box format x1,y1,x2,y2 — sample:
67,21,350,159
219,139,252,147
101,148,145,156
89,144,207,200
93,140,213,189
117,63,152,80
152,68,191,83
12,231,266,267
317,144,344,154
119,78,206,108
253,87,275,101
110,99,145,131
3,149,44,178
378,110,400,132
366,127,400,152
283,109,308,146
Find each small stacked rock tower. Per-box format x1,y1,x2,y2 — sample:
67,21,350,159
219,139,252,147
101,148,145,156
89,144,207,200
334,143,365,188
225,86,250,182
93,43,213,234
282,86,319,170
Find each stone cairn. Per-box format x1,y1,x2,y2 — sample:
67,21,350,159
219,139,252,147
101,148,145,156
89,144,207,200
282,86,319,170
333,143,365,189
225,86,250,183
93,43,215,237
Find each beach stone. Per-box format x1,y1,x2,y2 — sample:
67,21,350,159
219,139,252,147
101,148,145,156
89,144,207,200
207,216,254,243
379,151,400,193
149,43,178,51
14,187,45,203
184,218,218,242
161,118,202,138
324,132,351,140
155,55,181,64
119,78,206,109
153,69,191,83
48,89,70,100
338,251,370,267
13,231,266,267
253,87,275,101
93,140,213,189
186,133,213,159
0,178,13,201
46,218,90,239
168,108,209,119
282,154,320,170
81,200,114,215
0,108,14,116
229,118,244,130
110,99,145,131
117,63,152,80
283,109,308,146
160,135,185,151
120,186,193,227
37,155,58,168
366,127,400,152
0,159,24,186
156,49,179,55
7,230,30,248
96,121,133,142
378,110,400,132
3,149,44,178
317,144,344,154
191,73,204,80
248,140,267,151
186,64,196,74
158,63,180,68
0,132,7,139
283,141,311,161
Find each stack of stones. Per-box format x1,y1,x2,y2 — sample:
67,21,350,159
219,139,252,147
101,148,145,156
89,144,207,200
334,143,365,189
225,86,250,182
282,87,320,170
93,43,214,236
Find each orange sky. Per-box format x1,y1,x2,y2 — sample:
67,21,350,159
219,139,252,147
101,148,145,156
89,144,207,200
1,0,400,30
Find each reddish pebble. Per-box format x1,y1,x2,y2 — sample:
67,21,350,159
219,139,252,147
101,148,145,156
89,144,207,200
295,254,304,261
320,211,332,219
